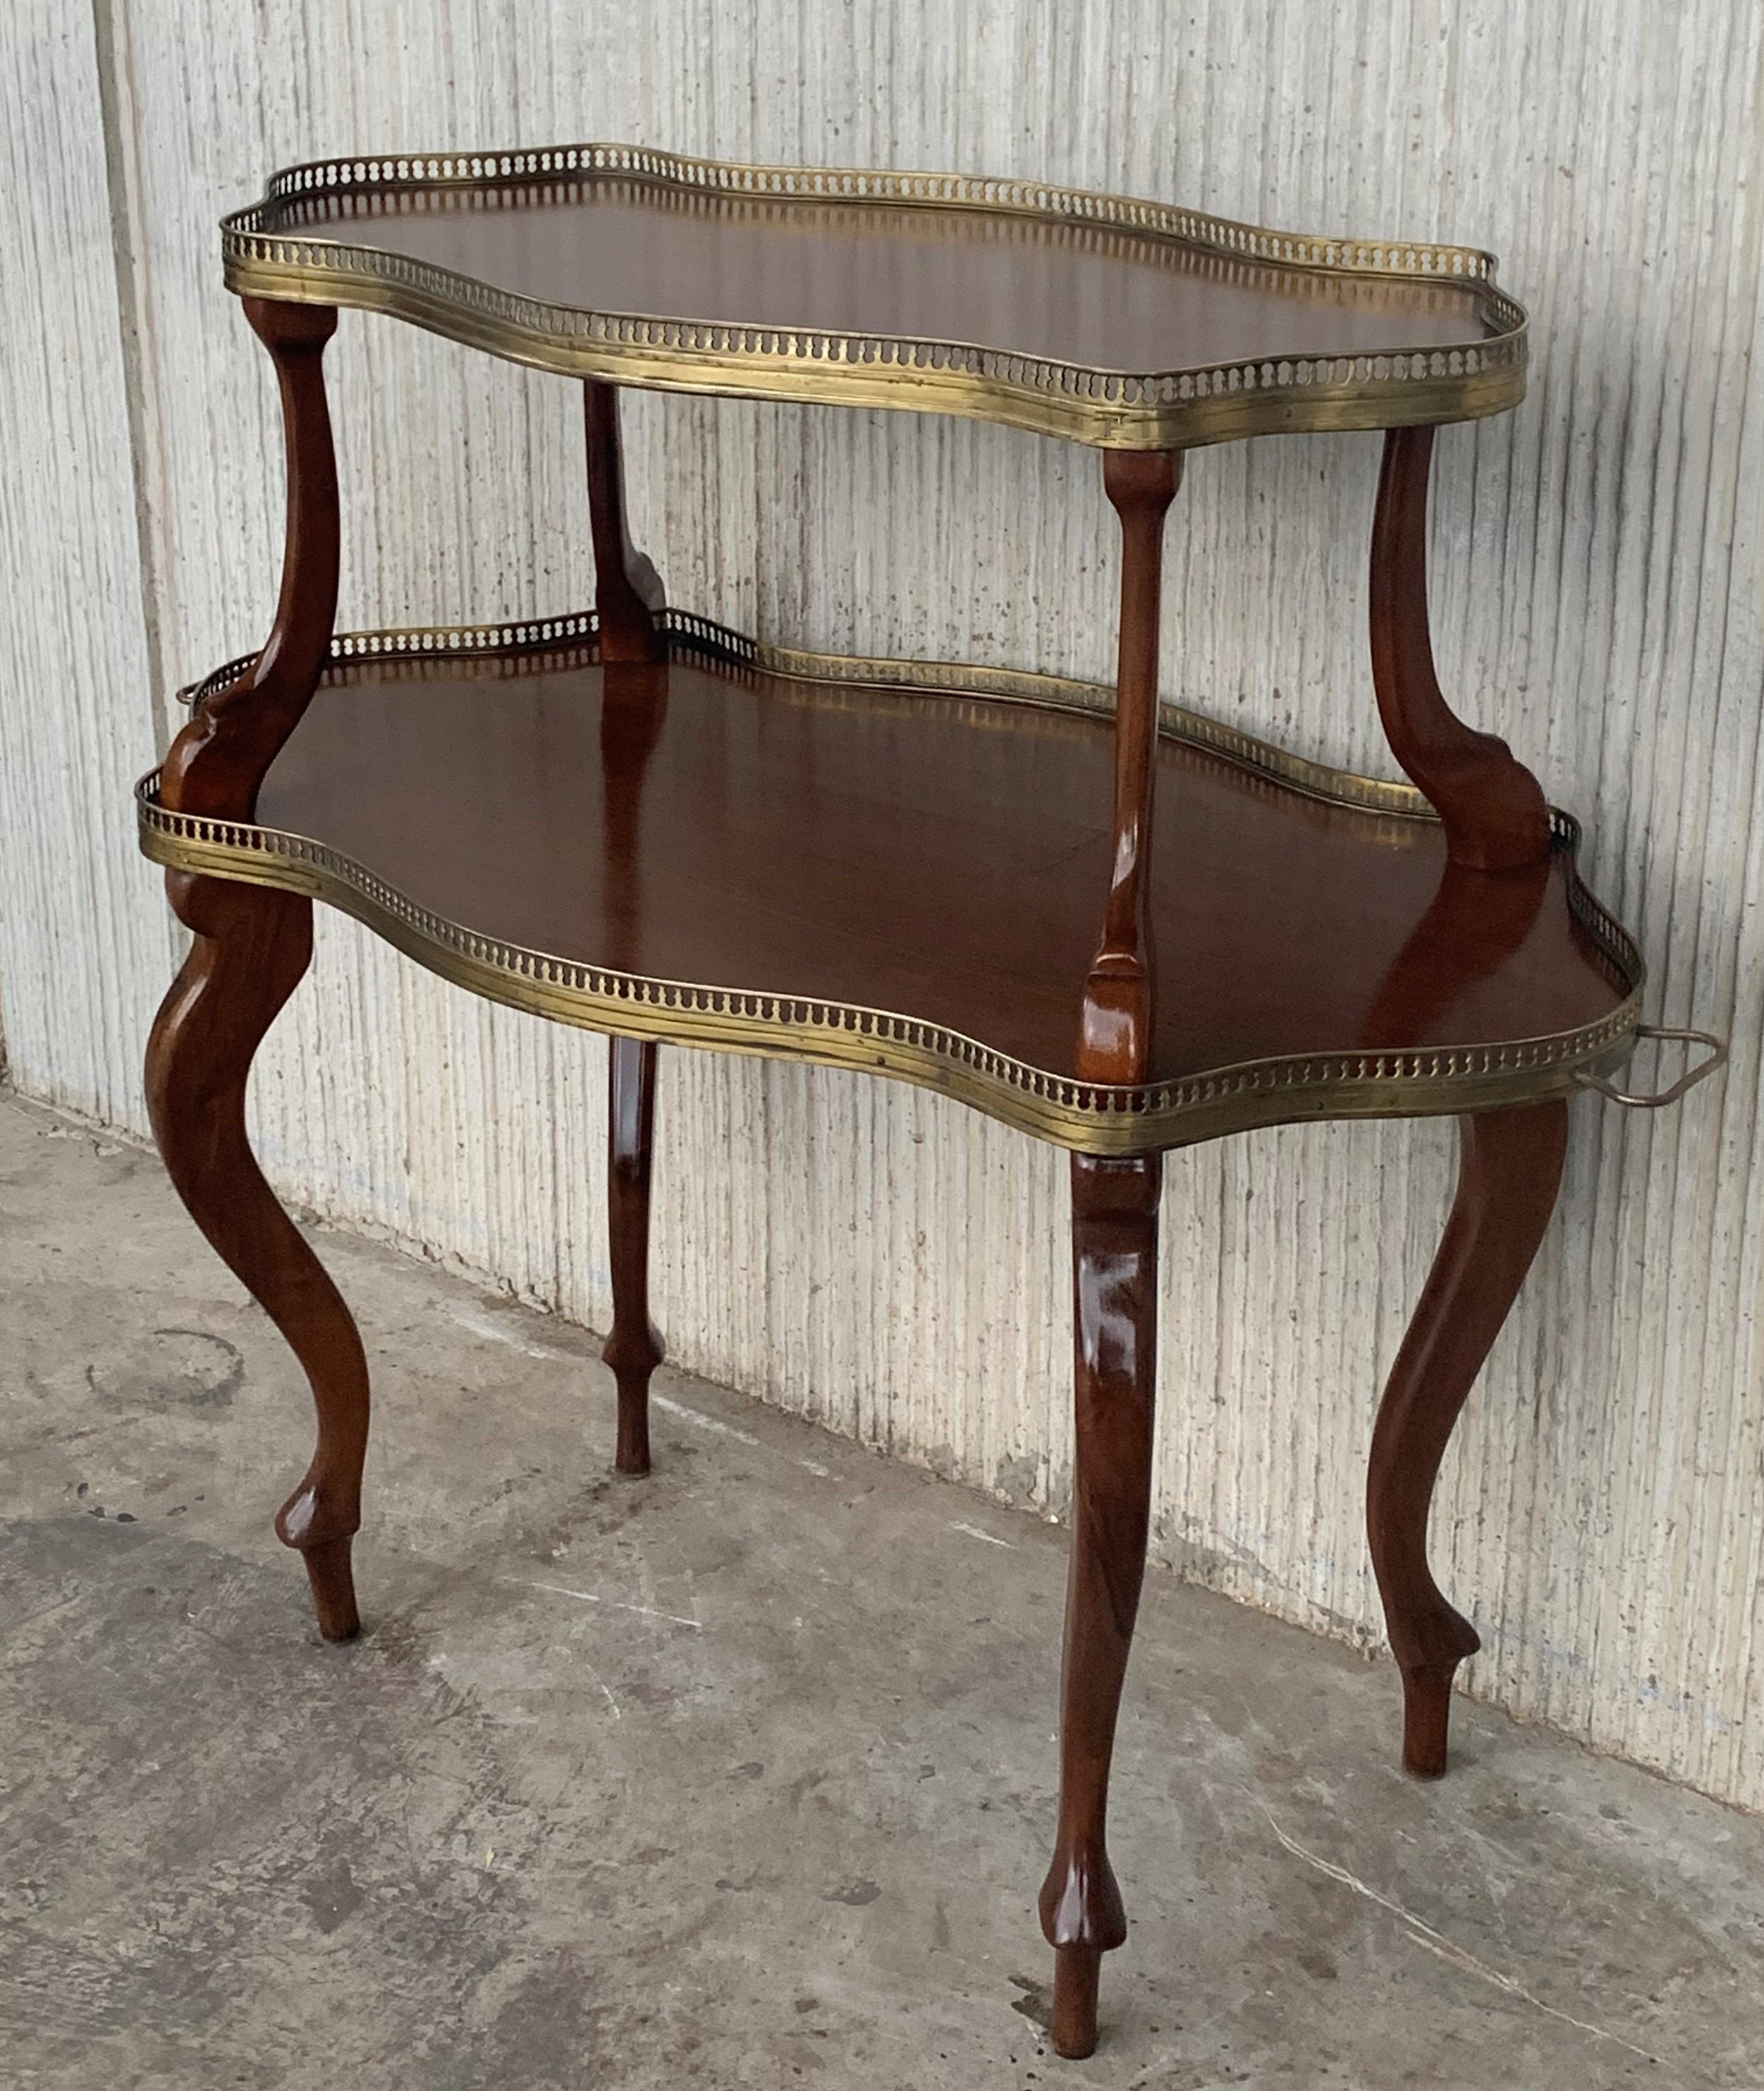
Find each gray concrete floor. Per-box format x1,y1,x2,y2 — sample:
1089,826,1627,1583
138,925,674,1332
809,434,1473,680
2,1089,1760,2090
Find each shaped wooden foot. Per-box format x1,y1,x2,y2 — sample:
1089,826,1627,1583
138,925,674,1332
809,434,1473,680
146,875,370,1638
1040,1151,1162,2059
1368,1101,1567,1774
1051,1946,1103,2059
604,1036,663,1474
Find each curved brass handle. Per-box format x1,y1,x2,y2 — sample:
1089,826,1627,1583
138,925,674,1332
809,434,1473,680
1577,1024,1727,1110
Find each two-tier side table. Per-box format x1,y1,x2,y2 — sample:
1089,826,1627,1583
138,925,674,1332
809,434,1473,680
135,145,1721,2060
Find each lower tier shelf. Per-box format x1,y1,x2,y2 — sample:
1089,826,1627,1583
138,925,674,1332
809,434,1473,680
139,610,1642,1153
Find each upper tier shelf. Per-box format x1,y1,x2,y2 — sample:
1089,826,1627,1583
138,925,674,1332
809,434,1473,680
139,613,1637,1153
222,144,1527,449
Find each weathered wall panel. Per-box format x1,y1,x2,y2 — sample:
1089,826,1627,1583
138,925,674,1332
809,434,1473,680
3,2,1759,1806
0,3,178,1122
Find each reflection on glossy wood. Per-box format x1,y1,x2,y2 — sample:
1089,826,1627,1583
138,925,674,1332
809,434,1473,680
1368,426,1550,871
254,645,1629,1092
1358,856,1552,1048
1368,1100,1568,1774
605,1034,663,1474
150,295,368,1637
223,630,1636,1155
1041,1151,1163,2059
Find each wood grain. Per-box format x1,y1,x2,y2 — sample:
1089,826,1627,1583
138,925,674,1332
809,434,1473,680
249,645,1627,1088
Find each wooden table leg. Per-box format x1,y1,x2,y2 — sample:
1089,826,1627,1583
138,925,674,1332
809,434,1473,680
1368,1100,1568,1774
1041,442,1180,2059
146,875,369,1638
604,1036,663,1475
158,300,339,819
585,379,666,663
586,381,668,1476
1368,424,1550,872
1040,1150,1162,2059
149,295,369,1639
1077,450,1182,1084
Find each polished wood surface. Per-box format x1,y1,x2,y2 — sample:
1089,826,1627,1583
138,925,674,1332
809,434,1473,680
1369,424,1552,871
584,380,666,663
1077,451,1181,1086
1368,1100,1569,1775
150,296,369,1639
1041,1151,1163,2059
590,400,669,1470
146,878,368,1638
160,298,339,819
605,1035,663,1475
253,647,1627,1096
264,169,1500,377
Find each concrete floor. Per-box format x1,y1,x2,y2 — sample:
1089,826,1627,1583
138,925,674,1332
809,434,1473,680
2,1091,1760,2090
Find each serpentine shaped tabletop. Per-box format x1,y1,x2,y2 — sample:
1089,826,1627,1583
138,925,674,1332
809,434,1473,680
222,144,1527,447
139,615,1637,1153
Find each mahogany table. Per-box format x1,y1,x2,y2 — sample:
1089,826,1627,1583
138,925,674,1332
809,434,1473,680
135,145,1720,2059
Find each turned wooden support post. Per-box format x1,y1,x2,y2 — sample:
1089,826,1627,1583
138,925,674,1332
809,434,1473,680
149,296,369,1641
587,377,668,1468
1368,425,1550,871
1078,449,1182,1086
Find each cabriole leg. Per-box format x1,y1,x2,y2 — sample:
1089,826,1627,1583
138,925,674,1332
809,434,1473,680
148,295,364,1638
1368,1101,1567,1774
604,1035,663,1475
146,875,369,1638
1040,1150,1162,2059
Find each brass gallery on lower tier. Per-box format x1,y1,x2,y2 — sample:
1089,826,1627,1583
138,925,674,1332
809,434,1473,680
133,142,1717,2061
140,605,1643,1151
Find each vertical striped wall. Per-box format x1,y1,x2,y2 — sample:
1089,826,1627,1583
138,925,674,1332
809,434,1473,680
3,1,1759,1807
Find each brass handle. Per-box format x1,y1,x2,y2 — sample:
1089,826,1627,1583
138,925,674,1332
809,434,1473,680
1577,1024,1727,1110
